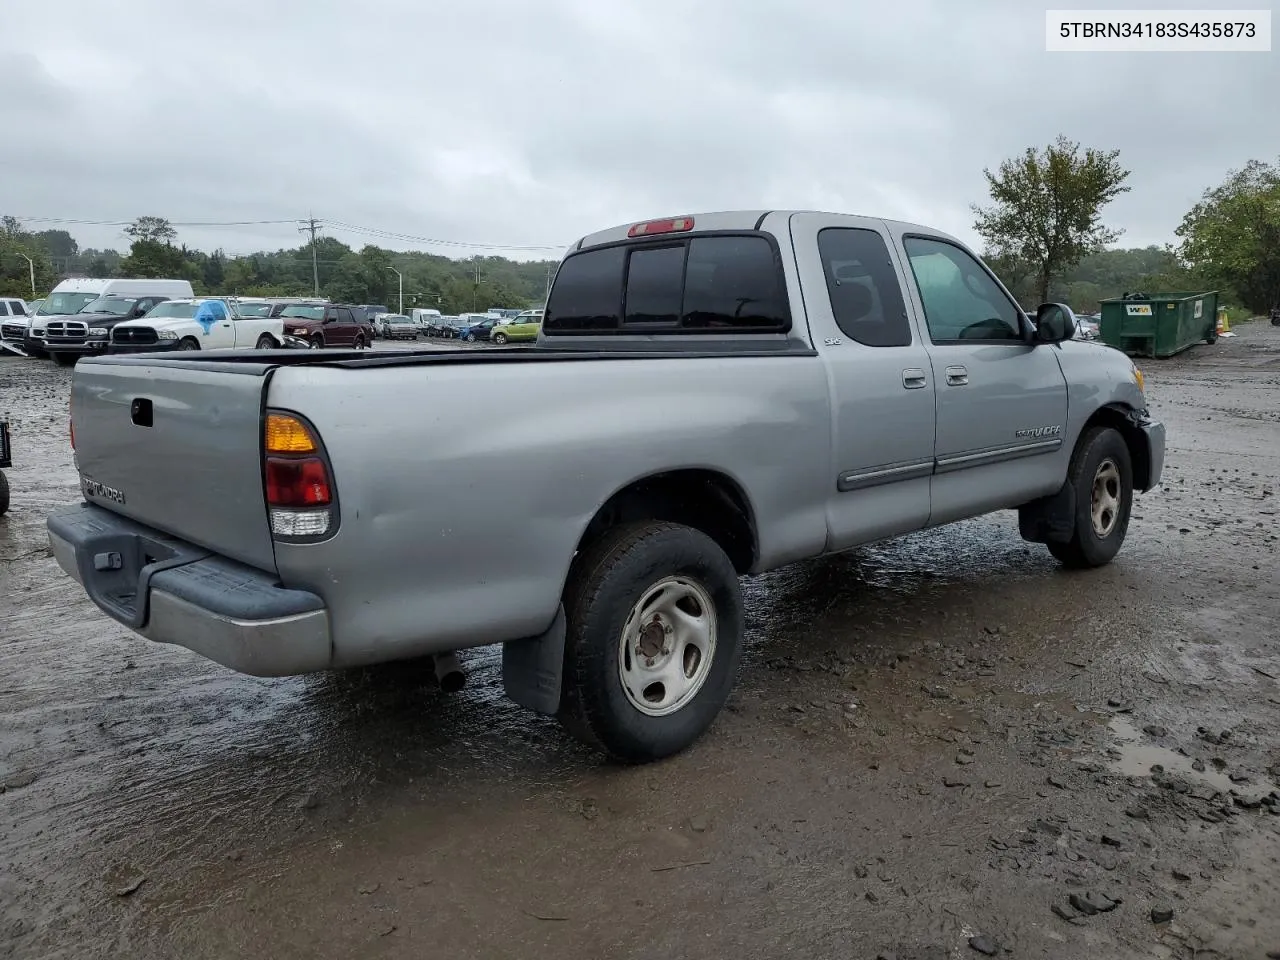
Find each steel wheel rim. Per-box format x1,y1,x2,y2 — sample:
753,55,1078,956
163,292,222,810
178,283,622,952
1091,458,1122,537
617,576,717,718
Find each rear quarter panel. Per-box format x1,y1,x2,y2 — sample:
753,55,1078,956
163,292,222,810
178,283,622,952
267,356,832,666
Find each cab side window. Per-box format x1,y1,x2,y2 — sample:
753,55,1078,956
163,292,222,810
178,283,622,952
817,228,912,347
903,237,1023,343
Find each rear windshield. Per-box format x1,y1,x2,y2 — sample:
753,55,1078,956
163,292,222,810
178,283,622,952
543,233,789,334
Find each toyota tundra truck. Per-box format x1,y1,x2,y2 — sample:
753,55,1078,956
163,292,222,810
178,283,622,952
47,210,1164,763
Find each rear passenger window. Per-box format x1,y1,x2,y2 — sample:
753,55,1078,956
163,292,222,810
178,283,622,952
624,245,684,326
544,245,625,331
817,228,912,347
681,236,788,330
0,304,9,316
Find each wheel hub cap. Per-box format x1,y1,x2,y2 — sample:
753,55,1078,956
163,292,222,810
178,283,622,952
617,577,716,718
1091,459,1121,537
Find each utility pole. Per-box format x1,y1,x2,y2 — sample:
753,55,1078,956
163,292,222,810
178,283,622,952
544,263,554,305
298,215,321,296
388,266,403,314
471,257,485,313
18,254,35,295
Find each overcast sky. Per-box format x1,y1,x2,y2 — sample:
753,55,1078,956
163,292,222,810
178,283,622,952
1,0,1276,261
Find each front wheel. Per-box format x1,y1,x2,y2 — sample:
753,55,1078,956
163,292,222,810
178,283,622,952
309,335,324,350
1047,426,1134,569
354,334,368,350
255,334,276,350
0,470,9,515
557,521,744,763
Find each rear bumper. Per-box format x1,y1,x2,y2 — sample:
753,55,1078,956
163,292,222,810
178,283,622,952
47,503,332,676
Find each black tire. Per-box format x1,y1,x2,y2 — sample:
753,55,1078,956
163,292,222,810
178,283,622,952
1206,327,1218,344
0,470,9,516
178,338,200,351
463,333,476,342
52,352,76,367
1047,426,1134,569
255,334,276,350
557,521,744,763
310,335,324,350
354,334,367,350
493,332,508,345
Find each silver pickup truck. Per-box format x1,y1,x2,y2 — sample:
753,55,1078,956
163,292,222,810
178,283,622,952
47,210,1165,763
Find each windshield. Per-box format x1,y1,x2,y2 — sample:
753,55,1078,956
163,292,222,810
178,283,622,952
280,306,324,320
38,292,99,316
143,302,197,319
79,297,138,316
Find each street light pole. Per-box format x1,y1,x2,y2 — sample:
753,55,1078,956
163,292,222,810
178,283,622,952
18,254,35,296
388,266,403,314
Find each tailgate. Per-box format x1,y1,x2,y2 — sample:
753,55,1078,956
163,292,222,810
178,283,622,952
71,358,277,572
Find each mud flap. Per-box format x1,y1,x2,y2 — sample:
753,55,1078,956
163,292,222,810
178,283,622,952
502,605,566,715
1018,483,1077,544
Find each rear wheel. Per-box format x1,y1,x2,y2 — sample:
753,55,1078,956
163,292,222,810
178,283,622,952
557,521,744,763
492,332,508,345
463,333,476,342
178,338,200,351
1047,426,1134,569
52,353,76,367
255,334,275,350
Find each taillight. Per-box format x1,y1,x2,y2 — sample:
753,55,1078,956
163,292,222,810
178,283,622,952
627,216,695,238
263,411,337,540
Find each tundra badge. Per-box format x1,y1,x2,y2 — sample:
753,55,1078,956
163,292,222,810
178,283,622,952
1015,425,1062,440
80,475,127,505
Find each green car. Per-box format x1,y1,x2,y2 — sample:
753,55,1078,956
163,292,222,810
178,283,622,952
490,310,542,344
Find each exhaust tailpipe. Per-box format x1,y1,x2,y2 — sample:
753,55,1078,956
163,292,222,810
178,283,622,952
433,651,466,692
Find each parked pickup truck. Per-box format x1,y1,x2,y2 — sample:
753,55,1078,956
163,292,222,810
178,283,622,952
107,298,285,353
47,210,1164,763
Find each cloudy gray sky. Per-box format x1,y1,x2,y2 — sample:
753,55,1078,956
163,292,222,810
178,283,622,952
1,0,1276,260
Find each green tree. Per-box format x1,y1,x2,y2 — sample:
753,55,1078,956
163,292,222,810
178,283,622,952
973,135,1131,304
124,216,177,244
0,218,58,297
1176,158,1280,313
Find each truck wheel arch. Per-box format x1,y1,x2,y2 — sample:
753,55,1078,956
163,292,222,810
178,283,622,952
1017,403,1153,546
567,468,759,582
503,468,758,718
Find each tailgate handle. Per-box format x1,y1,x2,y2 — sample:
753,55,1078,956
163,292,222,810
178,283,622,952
130,398,153,427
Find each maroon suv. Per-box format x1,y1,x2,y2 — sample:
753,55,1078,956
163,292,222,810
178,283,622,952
277,302,374,349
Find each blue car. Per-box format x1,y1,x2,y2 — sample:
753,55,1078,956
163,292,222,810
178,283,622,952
457,317,498,342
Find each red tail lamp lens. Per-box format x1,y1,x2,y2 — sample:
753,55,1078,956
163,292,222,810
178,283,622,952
265,457,331,506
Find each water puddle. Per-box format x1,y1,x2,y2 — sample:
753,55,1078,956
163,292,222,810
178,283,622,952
1095,716,1276,800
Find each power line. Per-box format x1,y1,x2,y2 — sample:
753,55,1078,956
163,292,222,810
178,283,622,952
10,215,569,252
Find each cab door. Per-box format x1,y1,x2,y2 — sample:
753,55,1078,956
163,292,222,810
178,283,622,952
890,230,1069,525
193,300,235,348
788,212,937,551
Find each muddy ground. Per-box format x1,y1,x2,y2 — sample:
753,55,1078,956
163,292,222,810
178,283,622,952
1,328,1278,960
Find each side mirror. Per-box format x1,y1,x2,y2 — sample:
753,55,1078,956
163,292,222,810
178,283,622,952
1034,303,1076,344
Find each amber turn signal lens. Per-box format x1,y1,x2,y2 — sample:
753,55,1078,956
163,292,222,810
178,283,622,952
265,413,317,453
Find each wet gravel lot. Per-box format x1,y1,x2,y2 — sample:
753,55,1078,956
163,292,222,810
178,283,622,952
2,329,1278,960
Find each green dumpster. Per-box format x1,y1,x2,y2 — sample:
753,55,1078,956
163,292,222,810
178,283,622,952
1098,291,1219,358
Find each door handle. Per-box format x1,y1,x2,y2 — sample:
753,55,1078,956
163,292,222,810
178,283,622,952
902,368,927,390
945,365,969,386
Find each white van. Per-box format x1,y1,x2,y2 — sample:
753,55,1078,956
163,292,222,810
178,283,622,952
22,278,194,357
